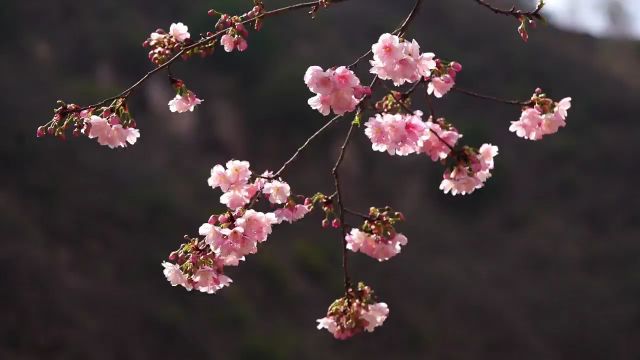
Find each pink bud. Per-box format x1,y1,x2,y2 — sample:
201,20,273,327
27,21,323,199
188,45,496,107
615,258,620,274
322,219,330,228
236,37,248,52
218,214,229,224
353,85,372,99
450,61,462,72
304,198,312,206
332,219,341,228
36,126,46,138
208,215,218,225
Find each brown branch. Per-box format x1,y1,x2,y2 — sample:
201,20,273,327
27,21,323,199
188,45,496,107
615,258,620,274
332,122,356,293
473,0,544,19
453,86,533,106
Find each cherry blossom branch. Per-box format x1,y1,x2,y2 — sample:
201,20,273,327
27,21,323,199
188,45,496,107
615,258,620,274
74,0,350,112
472,0,545,19
453,86,533,106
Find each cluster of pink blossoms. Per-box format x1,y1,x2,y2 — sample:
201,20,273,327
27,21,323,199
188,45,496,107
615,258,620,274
84,112,140,149
317,283,389,339
427,59,462,98
440,144,498,196
510,91,572,140
345,207,407,262
304,66,371,116
144,23,192,65
167,79,203,113
163,160,313,293
364,110,461,160
369,33,436,86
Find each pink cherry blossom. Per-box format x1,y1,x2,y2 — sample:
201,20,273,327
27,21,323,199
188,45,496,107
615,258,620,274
345,229,408,262
162,261,192,290
361,302,389,332
192,267,232,294
220,189,253,210
263,180,291,204
274,204,311,224
439,144,498,195
419,121,461,161
370,33,436,86
304,66,367,116
169,22,190,42
85,115,140,149
168,91,203,113
427,74,455,98
510,97,571,140
235,210,277,243
221,34,235,52
364,111,427,156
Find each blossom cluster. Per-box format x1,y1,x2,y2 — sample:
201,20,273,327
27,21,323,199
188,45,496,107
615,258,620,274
345,207,407,262
304,66,371,116
510,89,572,140
143,23,198,65
440,144,499,196
163,160,312,293
317,282,389,340
85,113,140,149
369,33,436,86
167,78,203,113
36,101,140,149
213,3,265,52
427,59,462,98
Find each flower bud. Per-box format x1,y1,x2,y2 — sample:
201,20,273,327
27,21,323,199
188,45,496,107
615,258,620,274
322,219,330,228
36,126,46,138
332,219,341,228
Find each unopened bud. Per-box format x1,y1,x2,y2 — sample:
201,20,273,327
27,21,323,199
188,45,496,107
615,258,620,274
36,126,46,138
208,215,218,225
322,219,330,228
332,219,341,228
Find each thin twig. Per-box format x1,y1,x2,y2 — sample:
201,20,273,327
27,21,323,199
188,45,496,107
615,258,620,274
453,86,532,106
273,115,341,177
332,123,356,293
472,0,544,19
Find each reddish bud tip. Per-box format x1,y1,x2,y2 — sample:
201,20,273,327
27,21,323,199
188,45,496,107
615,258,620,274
332,219,341,228
36,126,46,138
322,219,330,228
208,215,218,225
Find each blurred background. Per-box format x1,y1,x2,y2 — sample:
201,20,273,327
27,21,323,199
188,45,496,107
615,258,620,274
2,0,639,359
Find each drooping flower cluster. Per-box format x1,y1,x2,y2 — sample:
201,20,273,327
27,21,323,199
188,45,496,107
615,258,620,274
163,160,313,293
510,89,572,140
304,66,371,116
345,207,407,262
213,4,265,52
440,144,499,196
36,100,140,149
427,60,462,98
419,119,462,161
85,113,140,149
143,22,197,65
364,110,428,156
199,209,278,266
317,282,389,340
162,236,232,293
167,78,203,113
369,33,436,86
364,108,461,161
